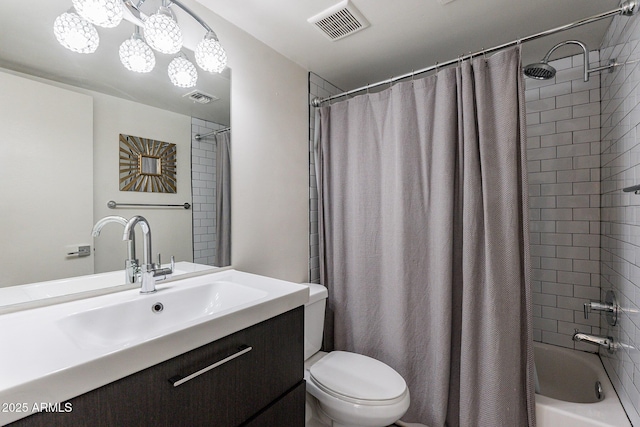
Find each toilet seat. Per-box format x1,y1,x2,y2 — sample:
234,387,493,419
309,351,408,405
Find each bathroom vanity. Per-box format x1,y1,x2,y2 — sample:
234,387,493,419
0,269,308,426
8,307,304,426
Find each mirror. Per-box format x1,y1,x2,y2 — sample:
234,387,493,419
0,0,231,307
140,156,162,176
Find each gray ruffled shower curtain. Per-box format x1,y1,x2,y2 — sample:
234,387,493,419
215,131,231,267
316,47,535,426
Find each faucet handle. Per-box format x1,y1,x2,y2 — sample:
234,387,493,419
151,254,174,280
584,302,591,319
155,253,175,272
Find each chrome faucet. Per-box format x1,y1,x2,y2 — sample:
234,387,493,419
92,215,138,284
122,215,174,294
123,215,155,293
573,329,616,353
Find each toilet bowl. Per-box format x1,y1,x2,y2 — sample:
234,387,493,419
303,284,410,427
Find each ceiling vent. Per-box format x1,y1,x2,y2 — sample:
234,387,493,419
308,0,370,41
183,90,219,104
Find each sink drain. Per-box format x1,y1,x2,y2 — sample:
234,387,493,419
151,302,164,313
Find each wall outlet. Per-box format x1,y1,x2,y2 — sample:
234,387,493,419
66,245,91,257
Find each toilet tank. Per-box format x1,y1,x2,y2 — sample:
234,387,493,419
304,283,328,360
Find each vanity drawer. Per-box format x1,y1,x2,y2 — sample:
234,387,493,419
241,380,306,427
10,306,304,427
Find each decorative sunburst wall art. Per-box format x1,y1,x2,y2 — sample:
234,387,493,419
119,134,177,193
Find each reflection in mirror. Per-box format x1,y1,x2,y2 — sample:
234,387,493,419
0,0,231,309
119,134,177,193
141,156,161,176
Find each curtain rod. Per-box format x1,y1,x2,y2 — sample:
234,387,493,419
194,127,231,141
311,0,638,107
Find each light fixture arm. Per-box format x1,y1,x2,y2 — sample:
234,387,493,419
169,0,214,33
122,0,145,22
122,0,214,34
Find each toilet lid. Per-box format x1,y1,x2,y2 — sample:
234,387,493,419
309,351,407,402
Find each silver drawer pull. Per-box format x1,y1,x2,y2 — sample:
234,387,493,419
169,344,253,387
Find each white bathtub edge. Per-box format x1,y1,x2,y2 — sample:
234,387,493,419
601,354,640,427
534,342,632,427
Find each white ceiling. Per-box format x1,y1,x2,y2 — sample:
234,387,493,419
196,0,623,91
0,0,627,115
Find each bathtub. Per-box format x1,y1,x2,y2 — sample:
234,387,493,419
534,342,631,427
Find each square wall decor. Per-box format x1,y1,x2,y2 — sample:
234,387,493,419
119,134,177,193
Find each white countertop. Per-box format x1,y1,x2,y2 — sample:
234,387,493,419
0,269,309,425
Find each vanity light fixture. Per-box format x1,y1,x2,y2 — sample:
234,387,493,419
119,27,156,73
72,0,124,28
168,52,197,88
195,31,227,73
53,9,100,54
144,3,183,54
53,0,227,88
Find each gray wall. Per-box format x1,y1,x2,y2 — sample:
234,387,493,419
308,72,343,283
185,0,310,284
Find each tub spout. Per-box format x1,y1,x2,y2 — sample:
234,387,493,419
573,329,616,353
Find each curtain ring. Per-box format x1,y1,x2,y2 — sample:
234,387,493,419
435,61,439,76
482,48,487,61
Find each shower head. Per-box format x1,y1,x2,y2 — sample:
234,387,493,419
524,40,589,82
523,61,556,80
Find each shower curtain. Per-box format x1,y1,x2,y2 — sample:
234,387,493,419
316,47,535,426
215,131,231,267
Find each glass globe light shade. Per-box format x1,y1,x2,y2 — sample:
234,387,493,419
53,11,99,54
168,55,197,88
72,0,123,28
119,34,155,73
144,6,183,54
195,32,227,73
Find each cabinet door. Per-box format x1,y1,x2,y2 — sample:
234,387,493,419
10,307,304,427
241,381,305,427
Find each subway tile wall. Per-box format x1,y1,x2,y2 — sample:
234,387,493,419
308,72,343,283
191,118,226,266
525,51,604,351
599,11,640,425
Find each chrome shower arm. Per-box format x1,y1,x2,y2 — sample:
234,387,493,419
542,40,589,82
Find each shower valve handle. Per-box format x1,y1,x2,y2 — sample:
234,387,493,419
583,303,589,319
583,301,614,319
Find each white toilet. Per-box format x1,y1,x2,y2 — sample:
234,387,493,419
304,283,410,427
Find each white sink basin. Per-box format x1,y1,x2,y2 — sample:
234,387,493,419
0,268,309,426
58,281,268,349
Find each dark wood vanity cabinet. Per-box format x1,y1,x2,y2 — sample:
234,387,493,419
10,307,305,427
